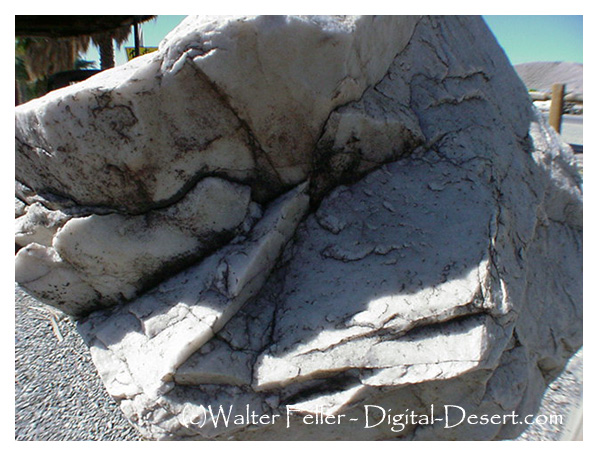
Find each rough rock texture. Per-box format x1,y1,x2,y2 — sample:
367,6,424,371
15,15,582,441
15,15,420,213
15,177,257,315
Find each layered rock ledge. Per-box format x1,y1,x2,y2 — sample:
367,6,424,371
15,15,582,440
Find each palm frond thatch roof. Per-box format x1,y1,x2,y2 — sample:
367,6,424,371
15,16,155,38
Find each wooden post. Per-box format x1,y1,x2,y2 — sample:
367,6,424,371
549,83,565,133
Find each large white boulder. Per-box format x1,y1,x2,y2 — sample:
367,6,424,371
15,15,582,440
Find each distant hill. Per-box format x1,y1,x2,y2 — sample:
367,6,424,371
514,62,583,95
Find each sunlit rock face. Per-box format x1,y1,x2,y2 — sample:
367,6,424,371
15,15,582,440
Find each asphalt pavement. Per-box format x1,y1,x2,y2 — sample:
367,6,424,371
546,114,583,150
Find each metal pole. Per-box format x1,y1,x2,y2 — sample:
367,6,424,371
549,83,565,134
134,22,140,57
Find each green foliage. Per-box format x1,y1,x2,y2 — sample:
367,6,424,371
15,56,28,81
15,38,96,103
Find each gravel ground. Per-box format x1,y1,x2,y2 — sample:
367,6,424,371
15,285,142,441
14,285,582,441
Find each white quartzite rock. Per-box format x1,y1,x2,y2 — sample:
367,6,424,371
15,15,421,212
15,15,582,440
15,177,256,315
78,183,309,400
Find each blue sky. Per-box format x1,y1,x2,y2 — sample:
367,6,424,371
482,15,583,65
83,15,583,68
84,16,187,67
